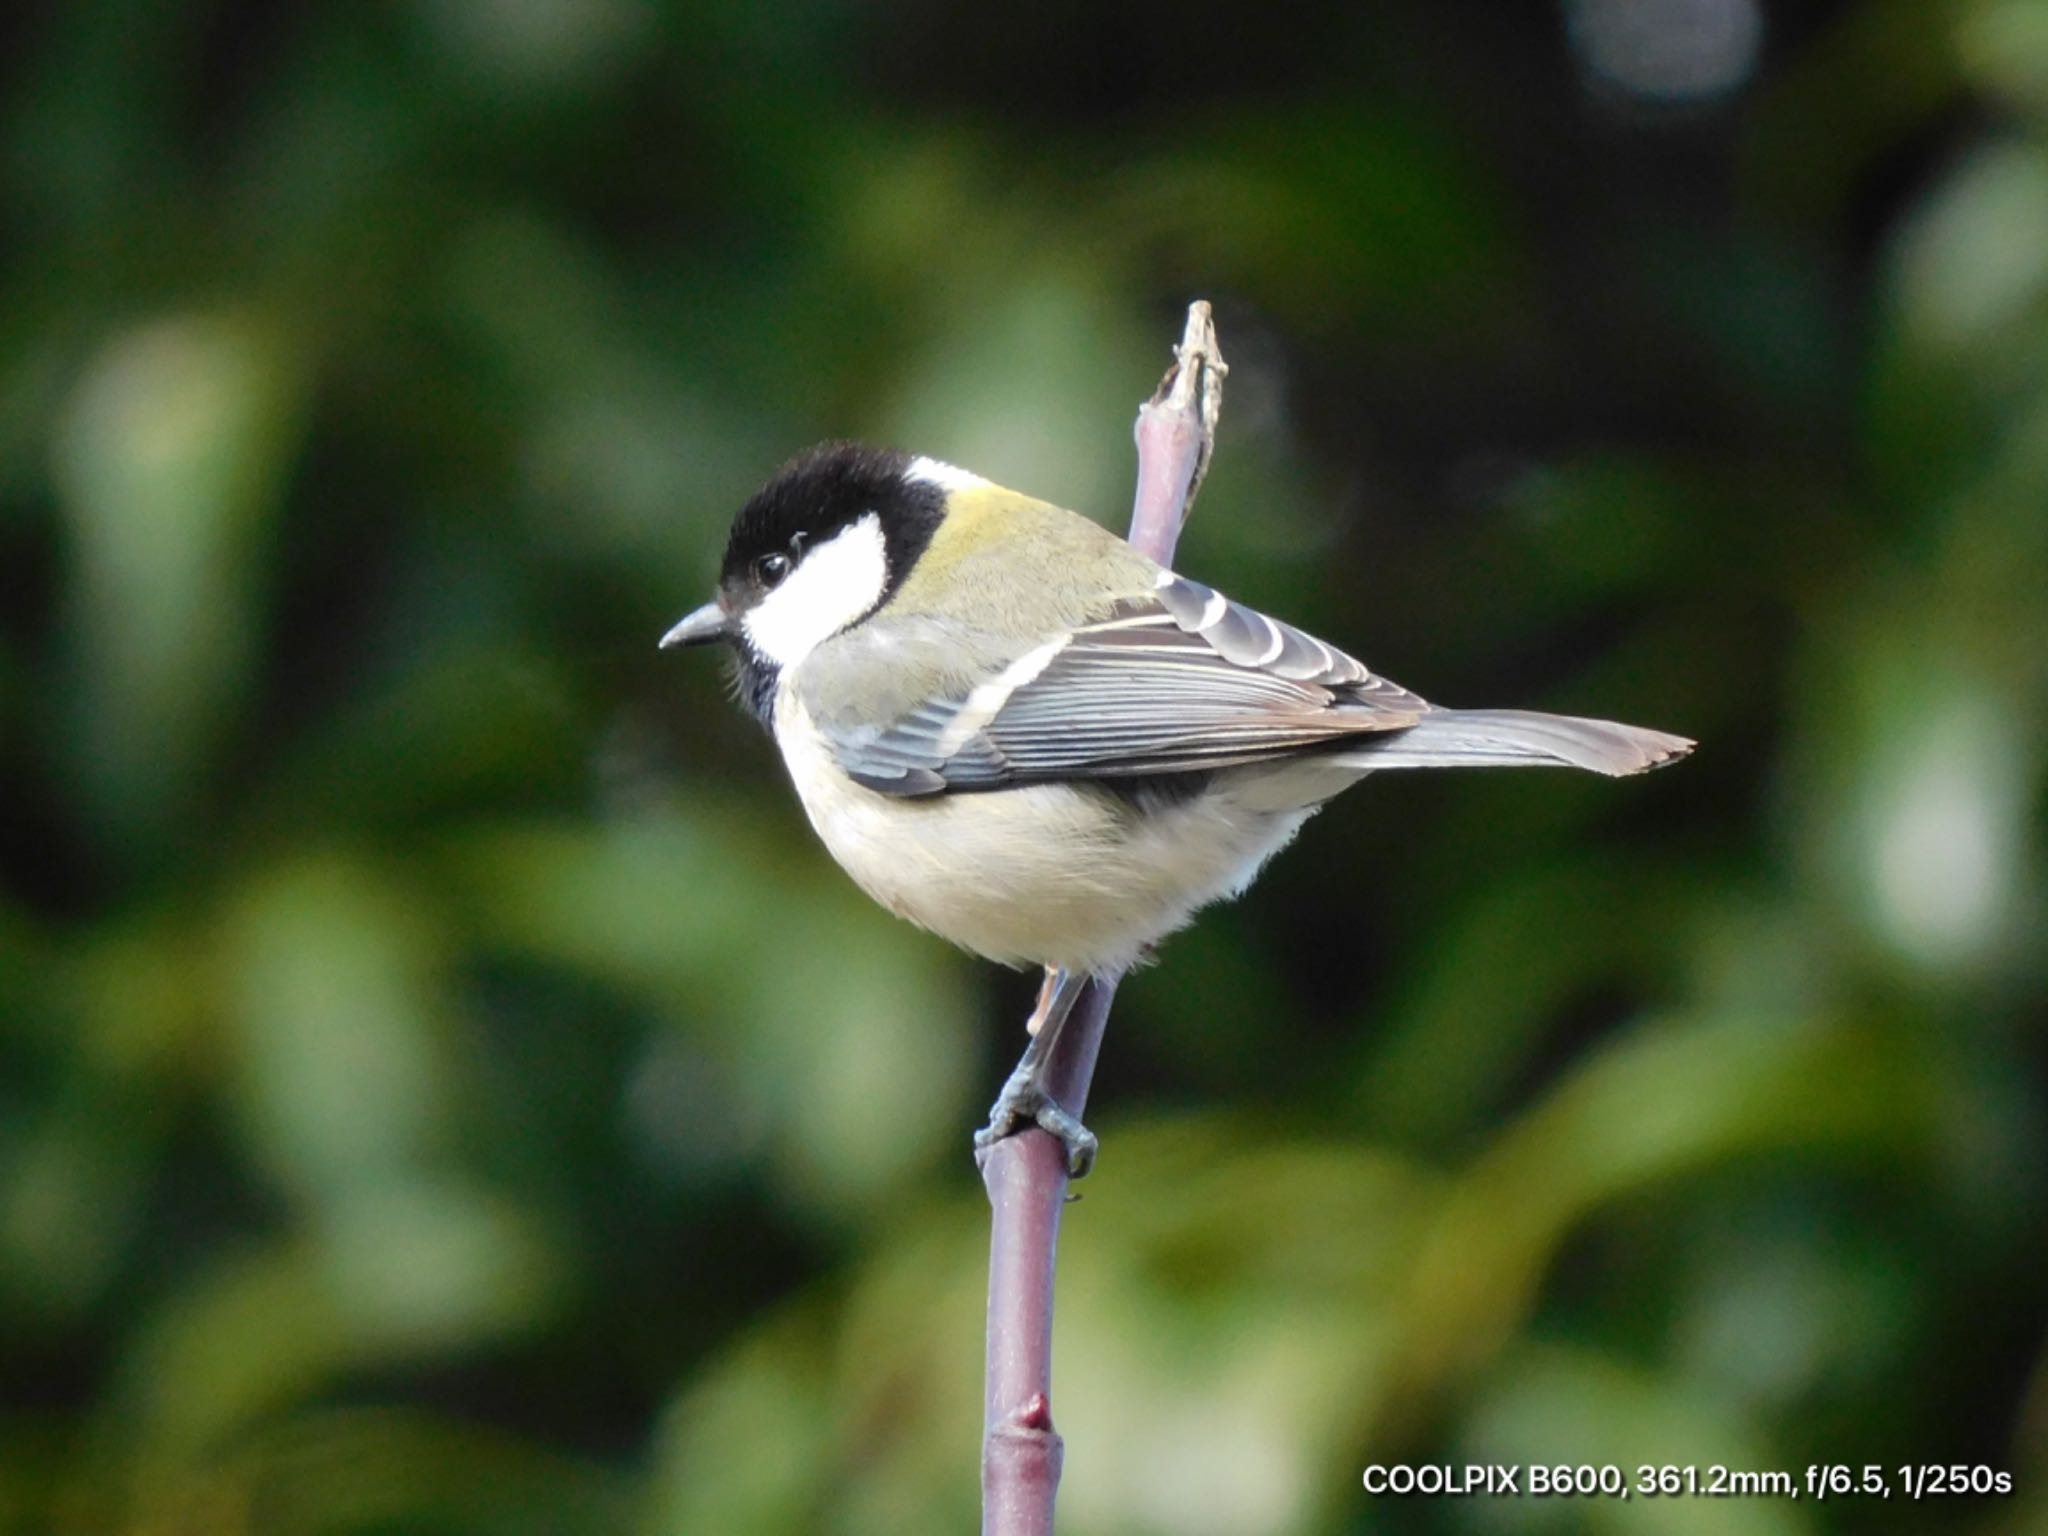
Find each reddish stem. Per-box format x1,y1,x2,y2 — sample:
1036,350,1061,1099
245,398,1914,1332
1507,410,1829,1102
978,303,1226,1536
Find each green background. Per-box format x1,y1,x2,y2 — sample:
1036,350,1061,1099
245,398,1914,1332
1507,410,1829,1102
2,2,2043,1532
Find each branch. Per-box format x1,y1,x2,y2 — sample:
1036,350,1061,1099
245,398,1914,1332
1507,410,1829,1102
979,302,1228,1536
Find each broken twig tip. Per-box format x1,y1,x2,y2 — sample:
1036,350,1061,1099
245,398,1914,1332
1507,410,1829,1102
1152,300,1228,417
1132,300,1228,539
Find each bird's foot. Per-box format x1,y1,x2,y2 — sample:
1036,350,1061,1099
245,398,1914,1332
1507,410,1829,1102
975,1078,1098,1178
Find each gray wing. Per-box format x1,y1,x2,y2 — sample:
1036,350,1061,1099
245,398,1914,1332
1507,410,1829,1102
818,573,1432,797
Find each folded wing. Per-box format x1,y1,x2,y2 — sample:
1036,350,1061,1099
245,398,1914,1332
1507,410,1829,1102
813,573,1432,796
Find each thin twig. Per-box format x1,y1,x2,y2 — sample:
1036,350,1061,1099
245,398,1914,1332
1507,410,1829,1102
979,302,1227,1536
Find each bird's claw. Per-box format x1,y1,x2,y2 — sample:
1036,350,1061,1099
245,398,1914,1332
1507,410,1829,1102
975,1084,1098,1178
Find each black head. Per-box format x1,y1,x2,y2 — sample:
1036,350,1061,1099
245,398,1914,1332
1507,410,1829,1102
660,442,953,720
718,442,946,613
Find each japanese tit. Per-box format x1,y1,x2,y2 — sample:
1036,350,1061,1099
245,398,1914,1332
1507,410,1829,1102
663,442,1690,1171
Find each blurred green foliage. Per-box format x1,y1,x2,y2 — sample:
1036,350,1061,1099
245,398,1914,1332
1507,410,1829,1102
1,2,2044,1533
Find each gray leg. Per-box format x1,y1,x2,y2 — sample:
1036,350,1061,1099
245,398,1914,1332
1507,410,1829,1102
974,968,1099,1177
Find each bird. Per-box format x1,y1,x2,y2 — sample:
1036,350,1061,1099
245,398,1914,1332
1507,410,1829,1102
662,442,1691,1175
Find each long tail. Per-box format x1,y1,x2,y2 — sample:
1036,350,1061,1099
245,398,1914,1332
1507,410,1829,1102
1334,708,1693,777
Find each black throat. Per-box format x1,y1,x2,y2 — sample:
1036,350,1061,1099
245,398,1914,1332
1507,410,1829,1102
730,649,781,728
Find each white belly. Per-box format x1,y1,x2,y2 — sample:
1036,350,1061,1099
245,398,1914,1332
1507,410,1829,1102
773,690,1318,975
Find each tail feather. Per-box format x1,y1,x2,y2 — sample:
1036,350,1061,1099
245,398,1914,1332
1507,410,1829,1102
1334,708,1693,778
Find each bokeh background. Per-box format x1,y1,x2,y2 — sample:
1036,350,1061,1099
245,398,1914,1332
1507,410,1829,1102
2,1,2044,1532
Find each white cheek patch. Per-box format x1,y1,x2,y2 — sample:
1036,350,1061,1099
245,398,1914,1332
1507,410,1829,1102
905,455,988,492
741,513,890,669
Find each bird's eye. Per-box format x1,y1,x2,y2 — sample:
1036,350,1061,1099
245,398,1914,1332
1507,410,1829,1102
753,551,792,588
